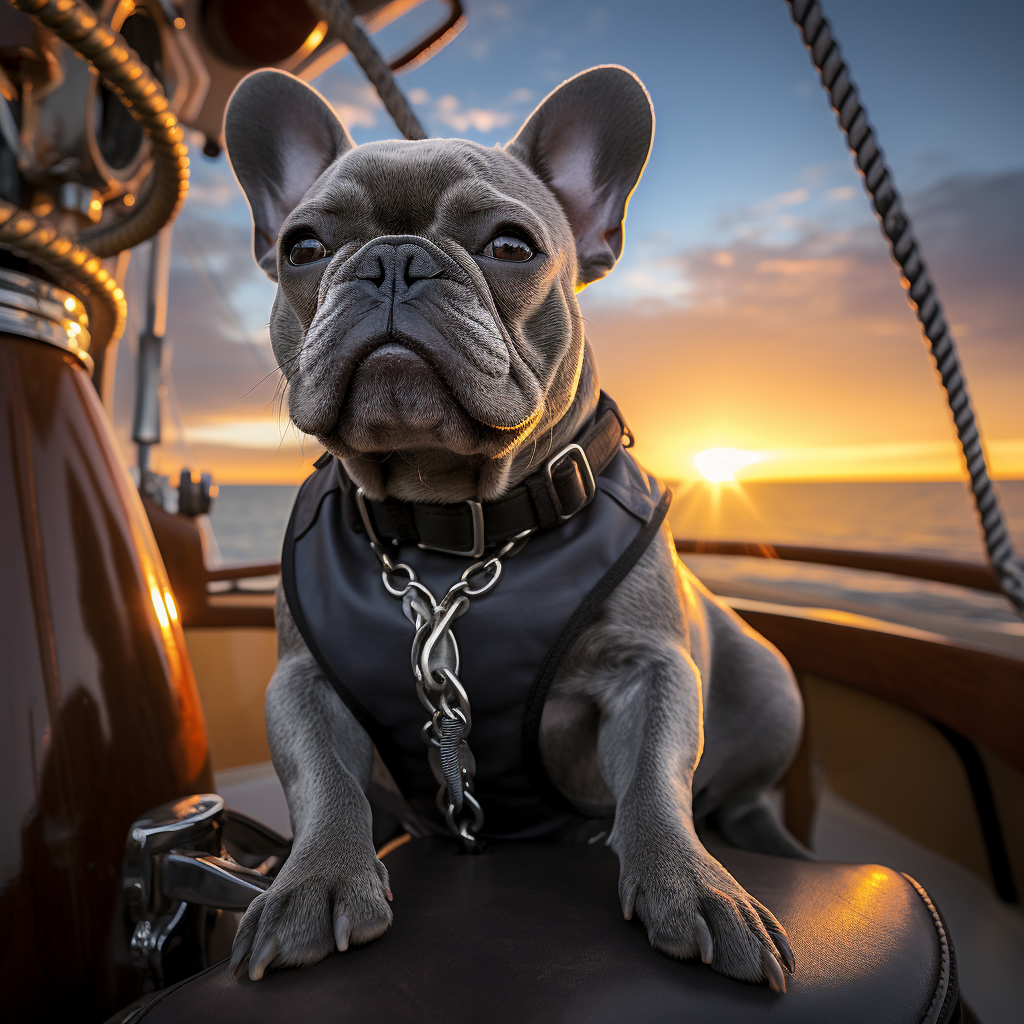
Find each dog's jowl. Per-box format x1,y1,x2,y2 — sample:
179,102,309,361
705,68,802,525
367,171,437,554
224,65,804,992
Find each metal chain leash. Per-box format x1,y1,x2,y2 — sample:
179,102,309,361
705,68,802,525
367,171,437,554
368,531,532,847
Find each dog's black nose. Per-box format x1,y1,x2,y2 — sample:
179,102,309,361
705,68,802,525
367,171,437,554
353,242,443,292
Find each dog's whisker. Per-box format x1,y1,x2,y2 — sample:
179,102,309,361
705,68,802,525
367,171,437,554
227,353,299,408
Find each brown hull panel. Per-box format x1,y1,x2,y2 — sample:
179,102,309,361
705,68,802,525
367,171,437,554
0,336,212,1022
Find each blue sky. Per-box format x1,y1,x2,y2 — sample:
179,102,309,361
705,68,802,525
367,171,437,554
118,0,1024,482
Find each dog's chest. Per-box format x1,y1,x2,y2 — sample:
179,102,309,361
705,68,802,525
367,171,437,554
283,451,662,836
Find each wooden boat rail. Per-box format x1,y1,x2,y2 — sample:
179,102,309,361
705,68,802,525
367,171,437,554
152,503,1012,626
728,596,1024,772
674,538,1003,593
144,498,278,627
147,505,1024,768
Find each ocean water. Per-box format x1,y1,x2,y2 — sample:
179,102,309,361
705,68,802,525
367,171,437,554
207,479,1024,649
667,480,1024,560
208,484,299,563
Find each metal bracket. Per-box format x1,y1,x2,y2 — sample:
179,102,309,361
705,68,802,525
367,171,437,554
122,794,290,989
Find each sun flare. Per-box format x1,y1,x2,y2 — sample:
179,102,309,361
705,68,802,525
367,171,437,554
692,447,767,483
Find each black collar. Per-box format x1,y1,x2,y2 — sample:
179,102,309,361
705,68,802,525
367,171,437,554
321,393,633,558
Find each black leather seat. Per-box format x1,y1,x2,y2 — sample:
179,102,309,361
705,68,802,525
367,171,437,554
118,838,960,1023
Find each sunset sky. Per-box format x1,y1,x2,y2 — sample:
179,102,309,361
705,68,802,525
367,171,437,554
112,0,1023,485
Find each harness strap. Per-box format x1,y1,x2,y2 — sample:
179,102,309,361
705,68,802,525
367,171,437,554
331,393,633,556
521,486,672,815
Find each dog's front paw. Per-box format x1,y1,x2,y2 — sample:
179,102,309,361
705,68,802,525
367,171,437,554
616,832,794,992
229,845,393,981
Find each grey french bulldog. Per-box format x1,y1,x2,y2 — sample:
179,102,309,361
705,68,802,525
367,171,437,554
223,64,806,992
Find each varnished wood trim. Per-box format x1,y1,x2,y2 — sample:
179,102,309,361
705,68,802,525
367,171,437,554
728,597,1024,774
677,538,1002,593
182,605,275,628
178,540,1007,601
206,562,281,581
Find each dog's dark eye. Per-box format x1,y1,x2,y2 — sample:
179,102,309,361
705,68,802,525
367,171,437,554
484,234,534,262
289,237,328,265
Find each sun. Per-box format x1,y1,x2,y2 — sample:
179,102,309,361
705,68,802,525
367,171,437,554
692,447,766,483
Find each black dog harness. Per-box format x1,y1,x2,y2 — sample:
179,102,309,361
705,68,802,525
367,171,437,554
282,394,671,839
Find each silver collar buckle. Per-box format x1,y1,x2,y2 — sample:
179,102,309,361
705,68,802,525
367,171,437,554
354,487,392,551
545,443,597,521
356,486,486,559
417,500,486,559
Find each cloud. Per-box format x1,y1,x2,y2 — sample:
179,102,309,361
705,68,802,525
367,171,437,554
798,160,851,189
431,94,513,133
159,442,323,485
110,197,283,469
180,175,242,208
404,87,534,137
185,417,312,450
579,170,1024,481
334,103,378,129
755,257,845,277
180,150,251,217
318,76,382,130
116,125,1023,486
712,186,818,246
748,187,810,218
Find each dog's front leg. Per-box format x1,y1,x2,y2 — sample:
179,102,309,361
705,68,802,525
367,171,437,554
599,645,793,992
230,591,393,980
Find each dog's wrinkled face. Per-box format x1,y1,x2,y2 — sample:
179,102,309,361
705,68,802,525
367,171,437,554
273,140,577,461
226,67,653,500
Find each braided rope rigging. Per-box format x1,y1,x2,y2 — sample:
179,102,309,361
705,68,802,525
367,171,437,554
786,0,1024,615
309,0,428,141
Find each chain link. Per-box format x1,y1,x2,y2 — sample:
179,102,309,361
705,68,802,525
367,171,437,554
369,530,532,847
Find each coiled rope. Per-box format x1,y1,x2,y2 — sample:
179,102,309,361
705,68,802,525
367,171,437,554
0,200,126,349
309,0,427,141
9,0,190,257
786,0,1024,615
1,0,190,354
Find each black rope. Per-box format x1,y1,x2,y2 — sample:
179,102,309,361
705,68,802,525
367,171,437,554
933,723,1018,903
310,0,428,141
785,0,1024,616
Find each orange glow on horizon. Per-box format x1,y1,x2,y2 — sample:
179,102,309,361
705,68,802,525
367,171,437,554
136,433,1024,487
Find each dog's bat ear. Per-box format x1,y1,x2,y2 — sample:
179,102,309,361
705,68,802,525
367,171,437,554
225,69,354,280
507,66,653,288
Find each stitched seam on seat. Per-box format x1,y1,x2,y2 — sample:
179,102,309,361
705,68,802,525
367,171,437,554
902,873,951,1024
122,959,226,1022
